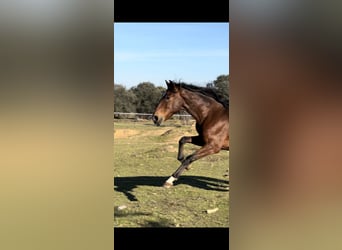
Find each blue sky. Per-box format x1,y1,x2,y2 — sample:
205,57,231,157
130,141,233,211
114,23,229,88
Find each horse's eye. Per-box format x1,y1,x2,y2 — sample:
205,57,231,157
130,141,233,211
165,95,170,100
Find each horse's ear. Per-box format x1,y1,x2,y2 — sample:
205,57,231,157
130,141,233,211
166,80,178,92
165,80,173,88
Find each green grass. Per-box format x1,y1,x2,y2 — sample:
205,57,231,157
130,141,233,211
114,119,229,227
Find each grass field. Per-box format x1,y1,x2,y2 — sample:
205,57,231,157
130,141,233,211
114,119,229,227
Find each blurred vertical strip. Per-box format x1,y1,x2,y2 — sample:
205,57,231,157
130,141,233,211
0,0,113,249
231,0,342,249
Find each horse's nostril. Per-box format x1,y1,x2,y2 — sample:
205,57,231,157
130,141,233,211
152,115,158,122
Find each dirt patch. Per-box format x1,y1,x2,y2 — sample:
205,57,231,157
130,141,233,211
114,129,140,139
142,129,173,137
159,129,196,143
161,129,173,136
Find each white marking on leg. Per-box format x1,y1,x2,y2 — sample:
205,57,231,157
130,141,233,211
166,176,177,185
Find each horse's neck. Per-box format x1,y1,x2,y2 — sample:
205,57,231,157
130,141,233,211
180,89,220,124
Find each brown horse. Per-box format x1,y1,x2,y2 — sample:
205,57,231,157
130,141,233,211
152,80,229,188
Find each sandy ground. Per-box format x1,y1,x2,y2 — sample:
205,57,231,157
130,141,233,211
114,129,140,139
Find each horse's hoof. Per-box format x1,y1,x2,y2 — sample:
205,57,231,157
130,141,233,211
163,182,173,188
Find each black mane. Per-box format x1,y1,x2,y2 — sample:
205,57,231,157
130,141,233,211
177,82,229,108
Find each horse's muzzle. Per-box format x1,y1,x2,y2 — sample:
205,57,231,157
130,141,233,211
152,115,161,126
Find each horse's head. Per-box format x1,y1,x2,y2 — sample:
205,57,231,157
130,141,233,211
152,80,184,126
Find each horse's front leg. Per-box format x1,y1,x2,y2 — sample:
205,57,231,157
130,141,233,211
164,144,220,188
177,135,204,162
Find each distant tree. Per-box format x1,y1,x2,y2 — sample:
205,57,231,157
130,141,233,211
156,86,166,95
114,84,137,112
207,74,229,101
131,82,166,113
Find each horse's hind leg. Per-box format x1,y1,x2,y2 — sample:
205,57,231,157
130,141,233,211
177,135,204,162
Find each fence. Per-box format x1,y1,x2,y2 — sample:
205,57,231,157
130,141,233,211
114,112,194,124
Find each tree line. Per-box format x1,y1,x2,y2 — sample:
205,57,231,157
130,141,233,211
114,74,229,114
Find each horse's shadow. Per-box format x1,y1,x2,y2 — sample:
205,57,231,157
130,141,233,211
114,175,229,201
